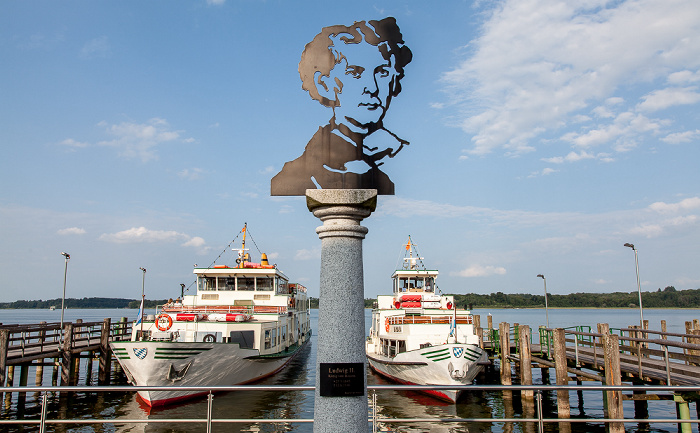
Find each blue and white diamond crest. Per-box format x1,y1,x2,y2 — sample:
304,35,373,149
452,347,464,358
133,347,148,360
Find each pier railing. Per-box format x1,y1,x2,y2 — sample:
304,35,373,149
1,384,699,433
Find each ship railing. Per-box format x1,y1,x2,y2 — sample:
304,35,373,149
1,384,699,433
159,305,288,315
386,315,474,326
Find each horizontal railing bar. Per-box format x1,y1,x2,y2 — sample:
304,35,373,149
1,417,696,426
3,384,700,392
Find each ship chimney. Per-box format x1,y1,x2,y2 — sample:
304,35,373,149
261,253,269,266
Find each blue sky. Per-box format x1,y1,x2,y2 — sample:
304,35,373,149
2,0,700,303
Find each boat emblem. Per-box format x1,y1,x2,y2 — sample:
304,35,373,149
133,347,148,360
452,347,464,358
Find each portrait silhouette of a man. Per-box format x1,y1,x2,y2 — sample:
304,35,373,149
271,17,412,196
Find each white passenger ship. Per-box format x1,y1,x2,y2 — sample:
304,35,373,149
110,224,311,407
366,237,488,403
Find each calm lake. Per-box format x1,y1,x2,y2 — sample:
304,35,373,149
1,307,698,432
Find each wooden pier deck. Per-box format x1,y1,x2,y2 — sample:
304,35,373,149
474,317,700,432
0,318,132,392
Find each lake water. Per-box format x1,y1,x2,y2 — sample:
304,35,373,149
1,307,699,432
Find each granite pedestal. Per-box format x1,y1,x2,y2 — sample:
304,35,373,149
307,189,377,433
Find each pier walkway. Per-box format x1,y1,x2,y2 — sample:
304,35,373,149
475,316,700,432
0,318,132,393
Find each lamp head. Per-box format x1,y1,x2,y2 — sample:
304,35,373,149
537,274,544,279
140,267,146,273
624,243,635,250
61,252,70,260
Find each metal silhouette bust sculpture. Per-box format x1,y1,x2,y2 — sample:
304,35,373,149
271,17,412,196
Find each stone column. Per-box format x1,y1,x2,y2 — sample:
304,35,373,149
307,189,377,433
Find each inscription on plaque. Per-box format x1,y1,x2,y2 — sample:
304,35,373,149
319,363,364,397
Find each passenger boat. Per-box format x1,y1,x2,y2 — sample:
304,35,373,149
110,224,311,407
365,237,488,403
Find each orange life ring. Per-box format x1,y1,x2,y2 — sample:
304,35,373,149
385,318,390,332
156,313,173,331
446,302,453,310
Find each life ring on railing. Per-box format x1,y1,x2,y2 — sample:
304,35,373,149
156,314,173,331
446,302,453,310
203,333,216,343
385,318,390,332
394,300,401,309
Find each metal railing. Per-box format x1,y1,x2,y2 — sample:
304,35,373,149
2,383,699,433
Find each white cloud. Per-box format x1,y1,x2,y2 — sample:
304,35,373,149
295,247,320,261
637,86,700,112
60,138,89,148
661,130,700,144
97,118,186,162
628,215,698,238
57,227,86,235
99,227,189,243
182,236,206,247
441,0,700,156
81,36,110,58
452,264,506,278
178,168,204,180
206,0,225,5
649,197,700,213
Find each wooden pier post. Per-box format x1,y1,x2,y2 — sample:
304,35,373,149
0,329,8,403
98,318,112,385
474,315,483,348
61,323,74,386
72,319,82,385
17,364,29,410
518,325,533,401
552,328,571,426
499,322,512,386
4,365,13,409
603,332,623,433
661,320,667,340
36,322,46,386
487,314,493,331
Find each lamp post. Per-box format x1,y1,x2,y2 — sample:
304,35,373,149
624,243,644,327
60,252,70,337
537,274,549,328
139,267,146,334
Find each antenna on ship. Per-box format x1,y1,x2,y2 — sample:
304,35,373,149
234,223,249,268
403,236,424,270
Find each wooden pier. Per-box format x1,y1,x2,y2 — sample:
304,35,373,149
0,318,132,406
474,315,700,433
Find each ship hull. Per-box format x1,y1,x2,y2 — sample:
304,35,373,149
111,337,309,407
366,344,487,403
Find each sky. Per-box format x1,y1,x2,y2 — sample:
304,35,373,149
2,0,700,304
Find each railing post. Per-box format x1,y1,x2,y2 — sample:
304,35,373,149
664,345,672,385
40,391,48,433
536,390,544,433
206,391,213,433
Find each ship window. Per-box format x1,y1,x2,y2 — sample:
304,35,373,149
230,331,254,349
277,278,288,295
257,277,273,291
425,277,434,292
409,277,424,291
218,277,235,291
398,278,409,292
199,277,216,291
237,276,255,291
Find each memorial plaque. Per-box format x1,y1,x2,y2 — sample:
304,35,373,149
319,363,365,397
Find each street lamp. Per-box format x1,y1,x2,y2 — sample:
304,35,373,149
139,267,146,334
60,252,70,336
537,274,549,328
624,243,644,327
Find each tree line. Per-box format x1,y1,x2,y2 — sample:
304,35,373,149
2,287,697,309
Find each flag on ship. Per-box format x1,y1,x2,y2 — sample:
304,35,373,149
135,297,144,325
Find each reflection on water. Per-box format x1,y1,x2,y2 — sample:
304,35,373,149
1,308,695,432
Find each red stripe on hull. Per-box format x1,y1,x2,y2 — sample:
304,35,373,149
368,363,458,403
